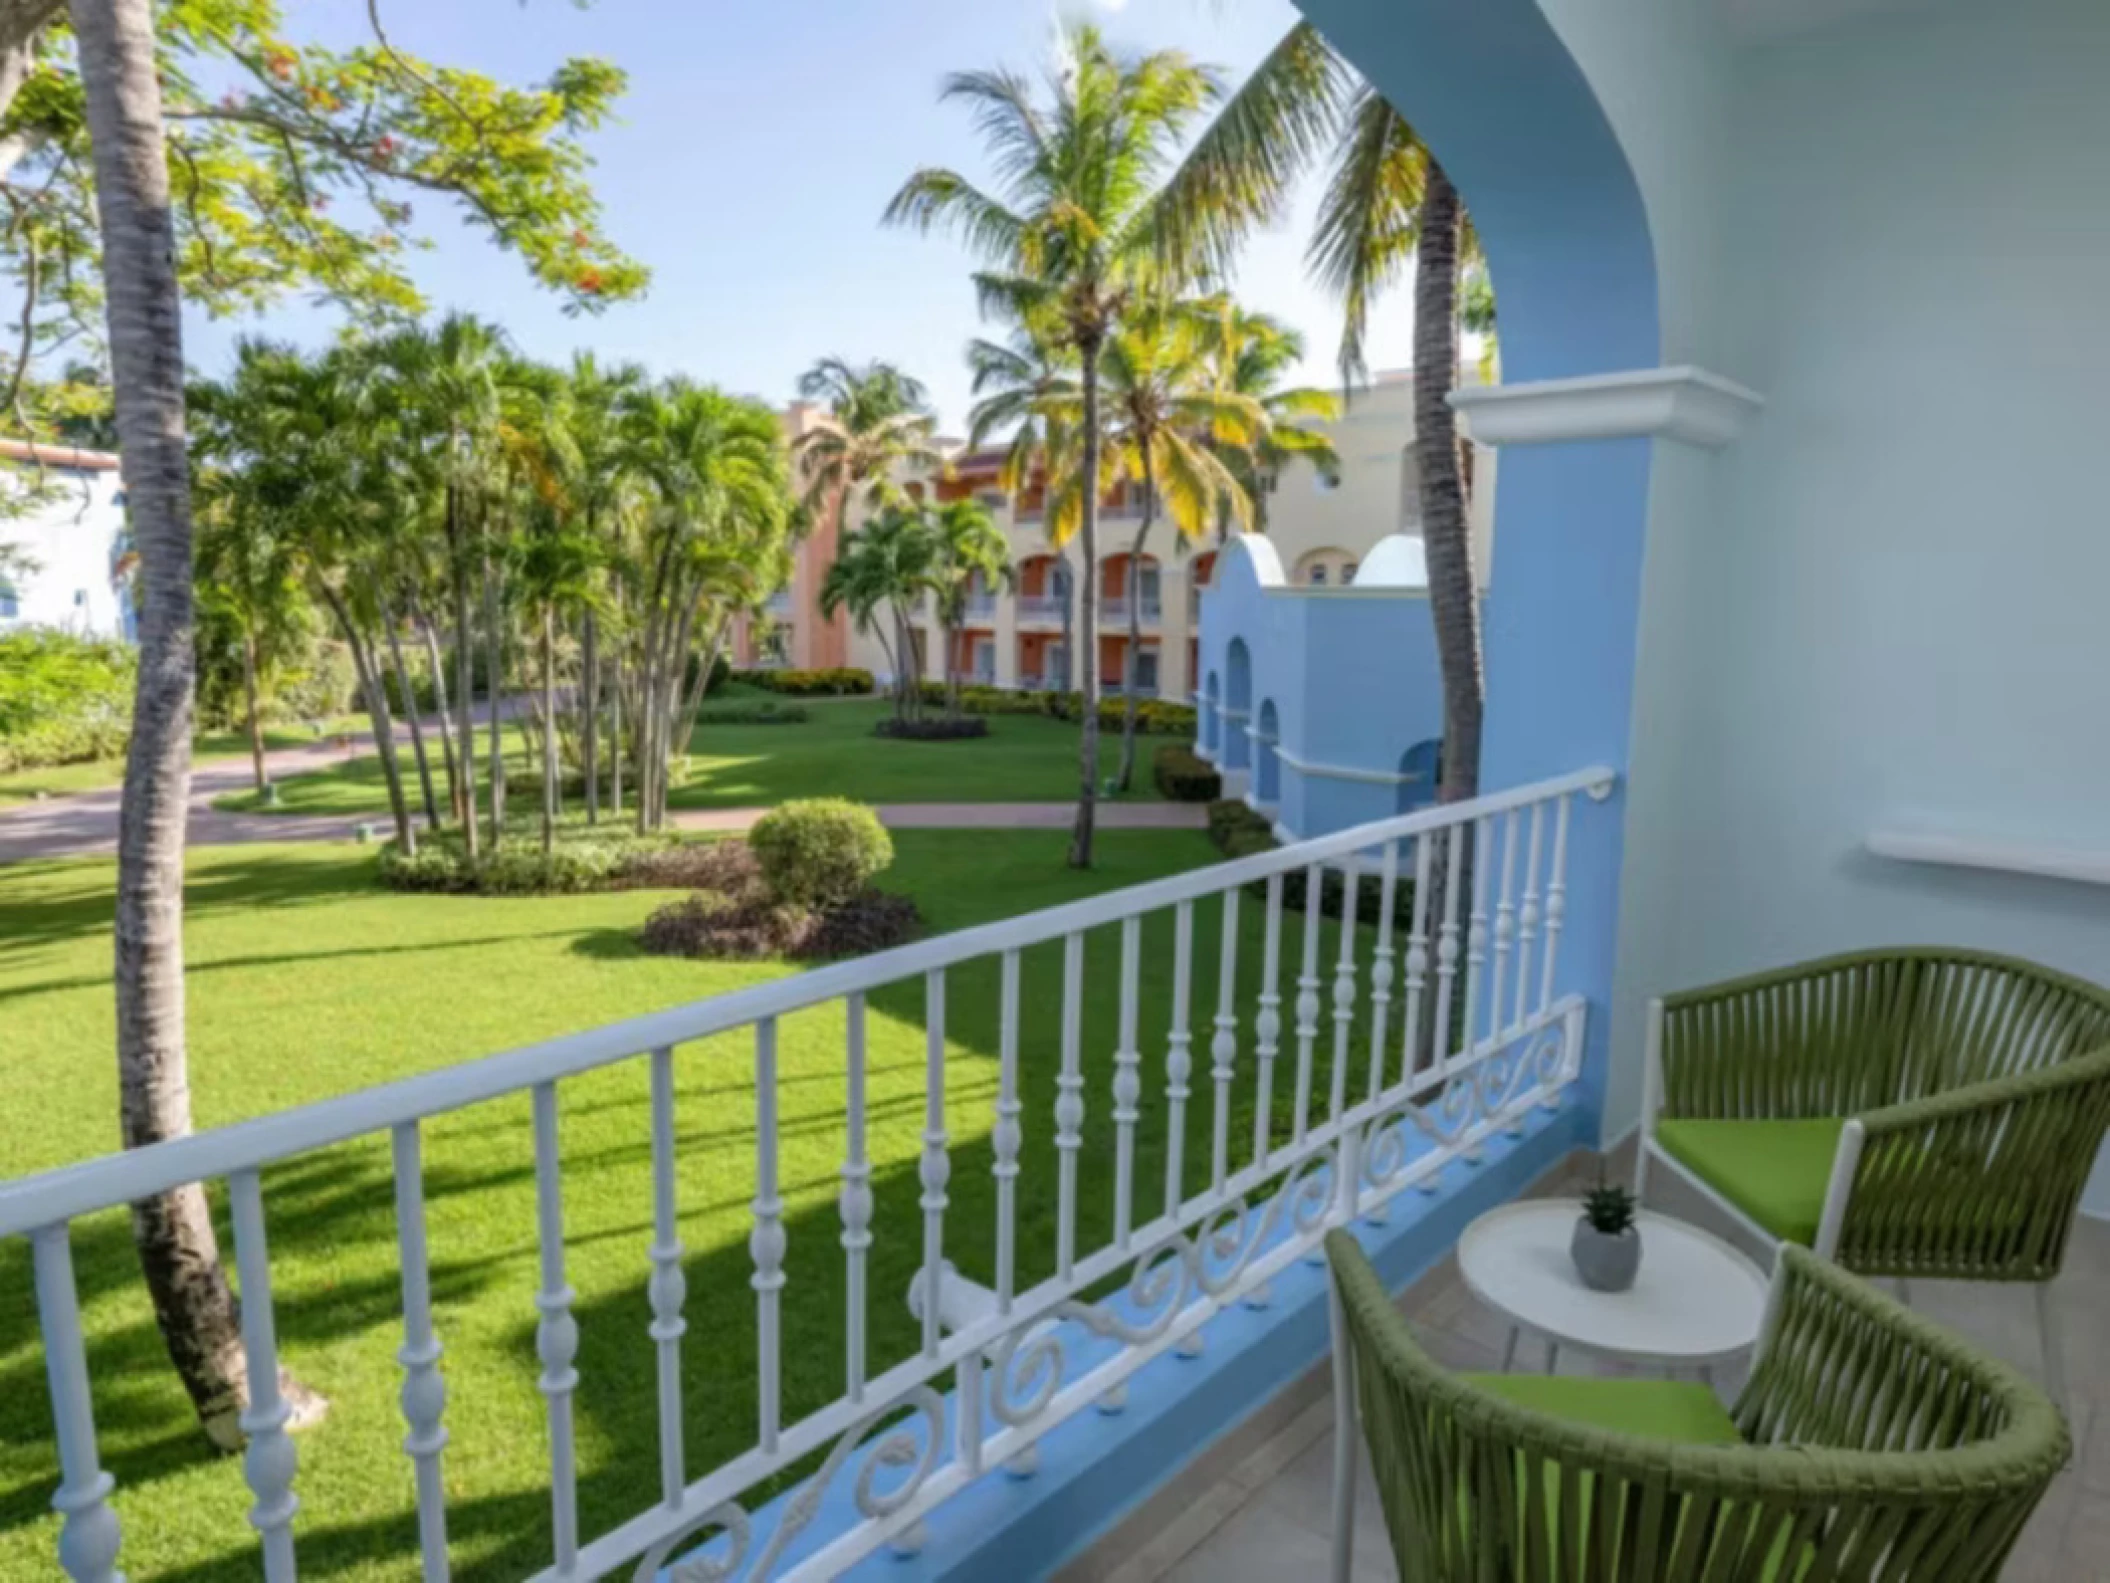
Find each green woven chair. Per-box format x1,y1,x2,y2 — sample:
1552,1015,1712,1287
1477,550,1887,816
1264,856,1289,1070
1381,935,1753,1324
1324,1230,2067,1583
1636,947,2110,1418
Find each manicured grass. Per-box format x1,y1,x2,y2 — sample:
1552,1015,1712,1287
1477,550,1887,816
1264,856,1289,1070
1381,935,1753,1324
214,697,1165,817
0,832,1366,1579
0,717,368,806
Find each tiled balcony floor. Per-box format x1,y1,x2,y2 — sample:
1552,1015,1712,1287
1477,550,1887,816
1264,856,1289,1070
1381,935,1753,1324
1060,1153,2110,1583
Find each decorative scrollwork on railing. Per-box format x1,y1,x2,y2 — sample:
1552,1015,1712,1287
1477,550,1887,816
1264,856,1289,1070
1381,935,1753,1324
1397,1025,1572,1160
987,1323,1065,1428
632,1386,946,1583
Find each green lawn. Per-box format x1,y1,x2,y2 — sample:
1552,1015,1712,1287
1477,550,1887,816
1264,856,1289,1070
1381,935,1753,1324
213,697,1164,817
0,831,1363,1580
0,717,368,806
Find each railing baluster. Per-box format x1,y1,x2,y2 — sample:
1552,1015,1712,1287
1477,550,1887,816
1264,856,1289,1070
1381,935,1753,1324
531,1081,580,1571
752,1019,785,1449
1368,842,1400,1106
392,1123,450,1580
1463,818,1491,1059
1489,810,1520,1048
1291,863,1323,1142
994,952,1022,1312
841,994,871,1402
1164,901,1195,1216
1514,803,1545,1033
1399,834,1433,1086
1540,794,1572,1015
1210,888,1240,1194
919,975,950,1358
31,1224,121,1583
647,1046,687,1506
230,1169,299,1582
1056,931,1085,1282
1329,863,1359,1124
1431,831,1464,1077
1112,917,1142,1250
1252,874,1284,1165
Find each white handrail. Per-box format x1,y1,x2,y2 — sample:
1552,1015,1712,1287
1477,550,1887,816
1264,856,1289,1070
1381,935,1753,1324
9,763,1614,1583
0,765,1612,1238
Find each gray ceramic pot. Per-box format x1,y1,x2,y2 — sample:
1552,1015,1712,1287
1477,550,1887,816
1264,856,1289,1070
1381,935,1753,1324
1571,1217,1642,1292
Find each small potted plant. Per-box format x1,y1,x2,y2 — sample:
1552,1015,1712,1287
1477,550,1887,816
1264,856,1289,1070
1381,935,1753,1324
1572,1175,1643,1292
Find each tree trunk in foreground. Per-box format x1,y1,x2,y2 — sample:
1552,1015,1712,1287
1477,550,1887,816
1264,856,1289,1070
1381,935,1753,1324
1414,161,1483,804
1069,336,1103,869
71,0,322,1447
240,630,266,791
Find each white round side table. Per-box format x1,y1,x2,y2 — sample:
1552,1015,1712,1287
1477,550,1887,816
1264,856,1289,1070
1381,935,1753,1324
1456,1199,1769,1379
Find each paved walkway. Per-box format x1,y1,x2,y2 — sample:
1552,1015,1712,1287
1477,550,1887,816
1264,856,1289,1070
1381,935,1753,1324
0,736,1205,865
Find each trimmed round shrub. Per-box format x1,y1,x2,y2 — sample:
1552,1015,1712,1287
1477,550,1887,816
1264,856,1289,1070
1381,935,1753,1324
1153,744,1222,802
874,715,989,741
748,798,893,909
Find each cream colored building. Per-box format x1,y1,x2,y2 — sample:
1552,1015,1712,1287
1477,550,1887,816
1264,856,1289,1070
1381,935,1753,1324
739,370,1493,699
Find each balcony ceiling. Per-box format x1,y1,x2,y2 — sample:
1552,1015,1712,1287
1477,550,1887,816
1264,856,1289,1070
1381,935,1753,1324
1720,0,1941,40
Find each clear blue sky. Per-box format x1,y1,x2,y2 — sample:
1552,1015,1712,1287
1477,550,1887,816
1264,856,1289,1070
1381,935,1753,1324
184,0,1419,432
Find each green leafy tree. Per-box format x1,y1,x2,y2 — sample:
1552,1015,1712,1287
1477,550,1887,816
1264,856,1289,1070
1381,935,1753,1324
0,0,646,434
819,502,938,724
887,23,1222,864
926,497,1011,714
1161,26,1490,799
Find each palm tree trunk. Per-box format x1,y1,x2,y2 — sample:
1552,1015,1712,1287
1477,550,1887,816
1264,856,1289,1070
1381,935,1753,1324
240,629,266,791
540,603,558,857
324,584,415,853
1413,162,1482,803
609,654,624,817
581,607,600,826
447,489,479,859
482,559,506,845
1059,565,1074,692
1069,335,1103,869
1114,486,1155,792
376,581,439,831
674,615,726,767
414,598,460,826
70,0,297,1447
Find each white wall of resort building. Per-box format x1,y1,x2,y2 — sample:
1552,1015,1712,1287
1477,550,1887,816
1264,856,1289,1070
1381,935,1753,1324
0,441,132,642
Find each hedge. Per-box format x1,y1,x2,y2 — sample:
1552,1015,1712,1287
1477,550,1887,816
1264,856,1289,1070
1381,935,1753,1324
0,630,135,773
909,682,1197,736
875,716,989,741
1153,744,1221,802
696,700,808,726
732,667,874,697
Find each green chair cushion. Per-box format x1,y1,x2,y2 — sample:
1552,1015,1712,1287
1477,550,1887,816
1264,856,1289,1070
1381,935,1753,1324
1654,1116,1846,1247
1465,1373,1744,1445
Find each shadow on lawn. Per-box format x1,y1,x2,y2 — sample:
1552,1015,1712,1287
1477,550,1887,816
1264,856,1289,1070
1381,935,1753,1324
0,906,1356,1579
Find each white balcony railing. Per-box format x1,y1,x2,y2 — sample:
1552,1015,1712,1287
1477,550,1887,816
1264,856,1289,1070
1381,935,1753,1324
963,593,998,621
1100,596,1162,626
3,767,1610,1582
1016,594,1065,624
763,591,793,617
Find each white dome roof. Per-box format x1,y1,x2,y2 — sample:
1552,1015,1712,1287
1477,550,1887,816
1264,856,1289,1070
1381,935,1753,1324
1351,535,1430,589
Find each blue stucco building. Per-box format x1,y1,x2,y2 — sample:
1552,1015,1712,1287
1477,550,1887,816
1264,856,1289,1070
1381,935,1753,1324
1194,531,1444,841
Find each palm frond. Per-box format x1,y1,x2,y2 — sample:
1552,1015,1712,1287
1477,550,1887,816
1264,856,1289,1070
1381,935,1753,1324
1310,83,1428,387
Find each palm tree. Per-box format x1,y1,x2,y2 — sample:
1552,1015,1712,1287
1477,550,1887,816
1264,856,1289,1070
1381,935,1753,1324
887,24,1223,865
564,352,647,824
926,498,1011,713
819,503,939,723
790,357,943,644
1198,297,1341,535
69,0,318,1446
1060,295,1264,790
1160,27,1488,800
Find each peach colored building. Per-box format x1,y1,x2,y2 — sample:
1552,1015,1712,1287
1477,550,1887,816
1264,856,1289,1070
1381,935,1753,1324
736,372,1492,700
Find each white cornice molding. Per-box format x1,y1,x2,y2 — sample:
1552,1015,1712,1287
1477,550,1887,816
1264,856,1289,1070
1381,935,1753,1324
1449,366,1763,449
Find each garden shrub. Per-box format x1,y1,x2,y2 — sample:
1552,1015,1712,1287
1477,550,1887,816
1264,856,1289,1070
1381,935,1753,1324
638,835,921,961
702,652,733,696
1153,744,1221,802
275,639,359,723
748,798,893,909
874,715,989,741
696,700,808,726
0,630,135,772
376,824,739,896
732,666,873,696
904,683,1196,736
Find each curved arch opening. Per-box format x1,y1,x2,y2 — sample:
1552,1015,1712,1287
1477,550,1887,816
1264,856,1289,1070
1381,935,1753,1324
1256,698,1281,805
1224,637,1252,772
